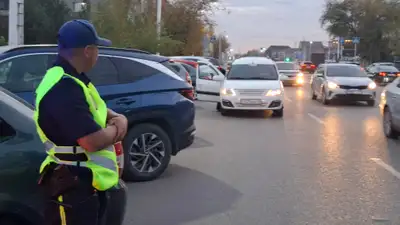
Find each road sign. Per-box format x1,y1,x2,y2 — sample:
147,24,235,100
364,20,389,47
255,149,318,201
352,37,360,44
295,52,302,59
339,37,344,44
210,35,216,43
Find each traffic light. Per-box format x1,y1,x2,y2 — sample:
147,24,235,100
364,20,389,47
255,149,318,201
284,57,291,62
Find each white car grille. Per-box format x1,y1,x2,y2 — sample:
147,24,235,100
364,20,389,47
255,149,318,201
236,89,266,96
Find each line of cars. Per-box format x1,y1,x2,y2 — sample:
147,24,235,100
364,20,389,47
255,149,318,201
0,45,208,225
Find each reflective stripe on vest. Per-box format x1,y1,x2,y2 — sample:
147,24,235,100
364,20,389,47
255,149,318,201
43,140,116,171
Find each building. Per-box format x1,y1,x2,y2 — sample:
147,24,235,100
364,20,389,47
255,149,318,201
265,45,291,60
298,41,325,61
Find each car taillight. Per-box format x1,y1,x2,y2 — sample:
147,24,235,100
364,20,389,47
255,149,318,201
397,73,400,76
311,64,315,68
185,72,191,83
379,72,386,76
180,89,194,100
114,141,124,177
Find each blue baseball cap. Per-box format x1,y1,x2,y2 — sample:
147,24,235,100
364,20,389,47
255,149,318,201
57,19,111,49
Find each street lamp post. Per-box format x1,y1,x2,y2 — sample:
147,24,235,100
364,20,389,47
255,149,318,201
309,41,313,61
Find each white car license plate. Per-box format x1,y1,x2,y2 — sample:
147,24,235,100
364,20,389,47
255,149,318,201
347,89,361,94
240,99,262,105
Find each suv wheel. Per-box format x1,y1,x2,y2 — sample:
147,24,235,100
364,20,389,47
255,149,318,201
383,108,399,139
122,123,172,182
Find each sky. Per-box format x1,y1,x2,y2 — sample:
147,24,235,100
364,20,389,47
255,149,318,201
210,0,329,53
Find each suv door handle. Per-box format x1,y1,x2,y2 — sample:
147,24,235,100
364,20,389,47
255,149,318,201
116,98,136,105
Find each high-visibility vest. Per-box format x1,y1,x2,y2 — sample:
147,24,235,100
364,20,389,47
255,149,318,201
33,66,119,191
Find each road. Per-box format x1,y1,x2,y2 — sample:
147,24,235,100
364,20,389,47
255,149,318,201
123,74,400,225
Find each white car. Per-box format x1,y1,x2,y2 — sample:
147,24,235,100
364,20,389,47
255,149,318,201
311,63,377,105
216,57,284,117
275,61,304,86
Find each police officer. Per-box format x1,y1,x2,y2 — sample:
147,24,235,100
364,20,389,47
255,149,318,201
35,19,128,225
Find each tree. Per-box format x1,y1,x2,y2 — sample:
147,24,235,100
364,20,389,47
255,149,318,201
24,0,72,44
320,0,398,62
211,36,230,59
92,0,182,54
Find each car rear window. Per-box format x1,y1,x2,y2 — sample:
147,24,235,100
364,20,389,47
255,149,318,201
227,64,278,80
276,62,299,70
303,62,312,65
181,63,196,79
377,66,398,72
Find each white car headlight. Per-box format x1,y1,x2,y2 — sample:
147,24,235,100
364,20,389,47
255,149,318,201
368,82,377,89
327,81,338,89
266,89,282,96
220,88,236,96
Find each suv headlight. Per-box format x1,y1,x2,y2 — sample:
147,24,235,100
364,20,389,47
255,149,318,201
368,82,377,89
327,81,338,89
220,88,236,96
266,89,282,96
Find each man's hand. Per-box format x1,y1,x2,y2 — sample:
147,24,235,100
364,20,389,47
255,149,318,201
107,115,128,142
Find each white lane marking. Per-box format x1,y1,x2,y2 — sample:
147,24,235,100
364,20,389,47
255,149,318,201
307,113,324,124
370,158,400,179
285,97,292,102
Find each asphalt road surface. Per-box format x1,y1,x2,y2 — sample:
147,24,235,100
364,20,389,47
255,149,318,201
123,74,400,225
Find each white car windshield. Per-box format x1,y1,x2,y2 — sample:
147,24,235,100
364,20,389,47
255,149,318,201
326,65,368,77
227,64,279,80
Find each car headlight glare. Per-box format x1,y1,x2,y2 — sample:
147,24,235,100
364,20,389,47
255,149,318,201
220,88,236,96
368,82,377,89
266,89,282,96
327,81,338,89
297,72,304,77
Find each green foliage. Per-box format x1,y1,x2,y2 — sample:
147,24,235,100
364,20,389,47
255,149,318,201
24,0,72,44
320,0,400,62
0,36,7,46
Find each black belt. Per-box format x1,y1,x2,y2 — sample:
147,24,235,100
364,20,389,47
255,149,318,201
54,153,88,162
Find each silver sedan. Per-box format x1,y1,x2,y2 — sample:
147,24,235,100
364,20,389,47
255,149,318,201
310,63,377,106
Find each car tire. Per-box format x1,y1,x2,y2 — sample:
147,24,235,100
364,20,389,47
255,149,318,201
220,108,229,116
311,90,317,100
321,88,330,105
367,100,375,106
122,123,172,182
383,108,399,139
272,108,284,117
216,102,221,111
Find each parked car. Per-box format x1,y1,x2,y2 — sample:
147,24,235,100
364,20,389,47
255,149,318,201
365,64,400,85
0,45,196,182
169,59,199,98
310,63,376,106
166,61,191,83
170,56,226,75
0,87,127,225
380,77,400,139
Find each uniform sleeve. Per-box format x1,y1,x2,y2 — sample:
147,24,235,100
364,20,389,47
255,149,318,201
41,78,102,141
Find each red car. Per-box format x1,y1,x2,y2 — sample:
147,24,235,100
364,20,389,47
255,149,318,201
300,61,316,73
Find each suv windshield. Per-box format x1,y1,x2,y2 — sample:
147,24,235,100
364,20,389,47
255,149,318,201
326,65,367,77
227,64,278,80
276,62,299,70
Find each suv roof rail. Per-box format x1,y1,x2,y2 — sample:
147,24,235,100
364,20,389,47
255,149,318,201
1,44,151,55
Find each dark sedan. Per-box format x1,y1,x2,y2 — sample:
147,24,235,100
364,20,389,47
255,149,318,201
366,65,400,85
0,87,127,225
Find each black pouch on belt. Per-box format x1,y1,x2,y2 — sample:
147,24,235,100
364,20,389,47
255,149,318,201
44,165,80,197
